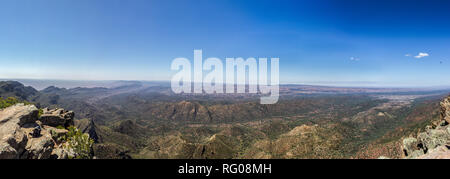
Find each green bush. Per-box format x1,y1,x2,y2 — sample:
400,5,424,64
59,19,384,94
38,108,43,118
0,97,32,109
64,126,94,159
0,97,19,109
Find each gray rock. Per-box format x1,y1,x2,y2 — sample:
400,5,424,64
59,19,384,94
417,146,450,159
418,129,448,151
30,125,41,138
408,150,425,158
51,147,75,159
0,104,83,159
402,137,419,156
402,96,450,159
0,104,37,159
39,108,74,128
0,143,17,159
403,128,449,159
441,97,450,124
0,103,38,126
25,134,54,159
49,127,68,143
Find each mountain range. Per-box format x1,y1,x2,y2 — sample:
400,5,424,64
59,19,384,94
0,80,449,159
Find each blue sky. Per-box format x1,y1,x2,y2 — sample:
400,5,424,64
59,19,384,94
0,0,449,87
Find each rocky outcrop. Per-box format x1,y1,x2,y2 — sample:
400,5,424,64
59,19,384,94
441,97,450,124
402,96,450,159
39,108,74,128
0,104,82,159
164,101,212,122
0,104,38,159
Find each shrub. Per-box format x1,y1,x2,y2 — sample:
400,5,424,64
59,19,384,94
0,97,19,109
38,108,43,117
0,97,32,109
64,126,94,159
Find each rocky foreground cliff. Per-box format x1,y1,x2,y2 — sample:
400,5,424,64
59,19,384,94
401,96,450,159
0,104,93,159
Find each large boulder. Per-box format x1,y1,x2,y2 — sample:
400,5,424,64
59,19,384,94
417,129,448,151
0,103,38,126
0,104,37,159
39,108,74,128
24,133,54,159
402,137,424,158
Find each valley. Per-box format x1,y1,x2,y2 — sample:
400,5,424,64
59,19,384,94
0,80,448,159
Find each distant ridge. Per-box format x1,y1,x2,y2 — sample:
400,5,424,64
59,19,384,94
0,81,38,100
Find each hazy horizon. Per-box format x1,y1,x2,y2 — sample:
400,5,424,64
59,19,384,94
3,78,450,91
